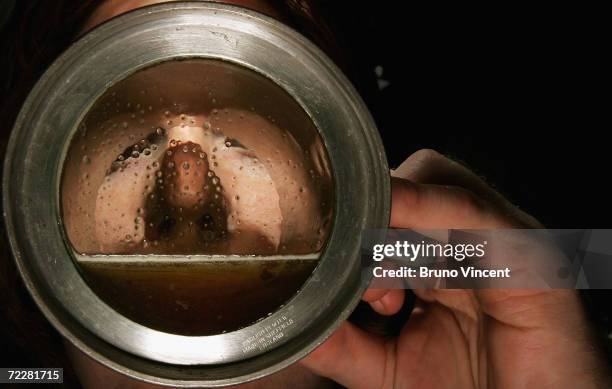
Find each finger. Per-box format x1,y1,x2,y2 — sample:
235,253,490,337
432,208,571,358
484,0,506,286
390,177,514,310
300,321,393,389
363,288,405,315
393,148,498,194
391,176,578,330
391,177,510,229
392,149,541,228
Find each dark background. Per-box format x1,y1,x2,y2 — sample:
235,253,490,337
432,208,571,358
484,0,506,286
0,0,610,382
318,0,612,357
321,2,609,229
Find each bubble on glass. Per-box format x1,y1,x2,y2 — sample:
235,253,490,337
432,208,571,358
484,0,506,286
60,59,333,335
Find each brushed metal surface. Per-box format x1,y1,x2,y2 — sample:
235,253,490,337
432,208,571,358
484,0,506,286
59,57,335,337
2,1,389,386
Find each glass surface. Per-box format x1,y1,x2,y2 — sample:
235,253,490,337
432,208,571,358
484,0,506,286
60,59,333,335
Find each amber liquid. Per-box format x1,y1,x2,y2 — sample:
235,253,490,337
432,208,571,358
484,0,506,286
79,257,317,335
61,59,334,336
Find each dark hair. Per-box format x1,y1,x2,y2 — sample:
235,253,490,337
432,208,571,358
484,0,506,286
0,0,350,143
0,1,367,386
0,1,100,142
0,3,101,386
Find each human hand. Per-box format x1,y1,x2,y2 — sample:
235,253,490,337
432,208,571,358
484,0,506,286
300,149,610,389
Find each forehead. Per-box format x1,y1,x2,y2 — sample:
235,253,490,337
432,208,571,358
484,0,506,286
81,0,283,34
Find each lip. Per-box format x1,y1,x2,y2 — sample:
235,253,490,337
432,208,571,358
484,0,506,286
2,1,389,386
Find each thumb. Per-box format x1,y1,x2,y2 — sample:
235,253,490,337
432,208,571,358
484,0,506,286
300,321,394,389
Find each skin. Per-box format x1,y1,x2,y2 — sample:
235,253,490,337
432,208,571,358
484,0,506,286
92,113,288,254
300,149,611,388
65,1,611,388
67,1,333,388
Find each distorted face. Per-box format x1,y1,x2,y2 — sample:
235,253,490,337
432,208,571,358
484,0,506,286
64,60,331,257
65,1,336,389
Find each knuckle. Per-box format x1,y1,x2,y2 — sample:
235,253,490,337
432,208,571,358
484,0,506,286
390,178,422,227
411,148,443,163
392,179,420,210
452,186,488,214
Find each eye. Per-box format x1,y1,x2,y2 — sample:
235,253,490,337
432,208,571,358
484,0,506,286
109,127,167,174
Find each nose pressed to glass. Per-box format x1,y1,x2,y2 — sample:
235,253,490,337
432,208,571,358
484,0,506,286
60,59,334,335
